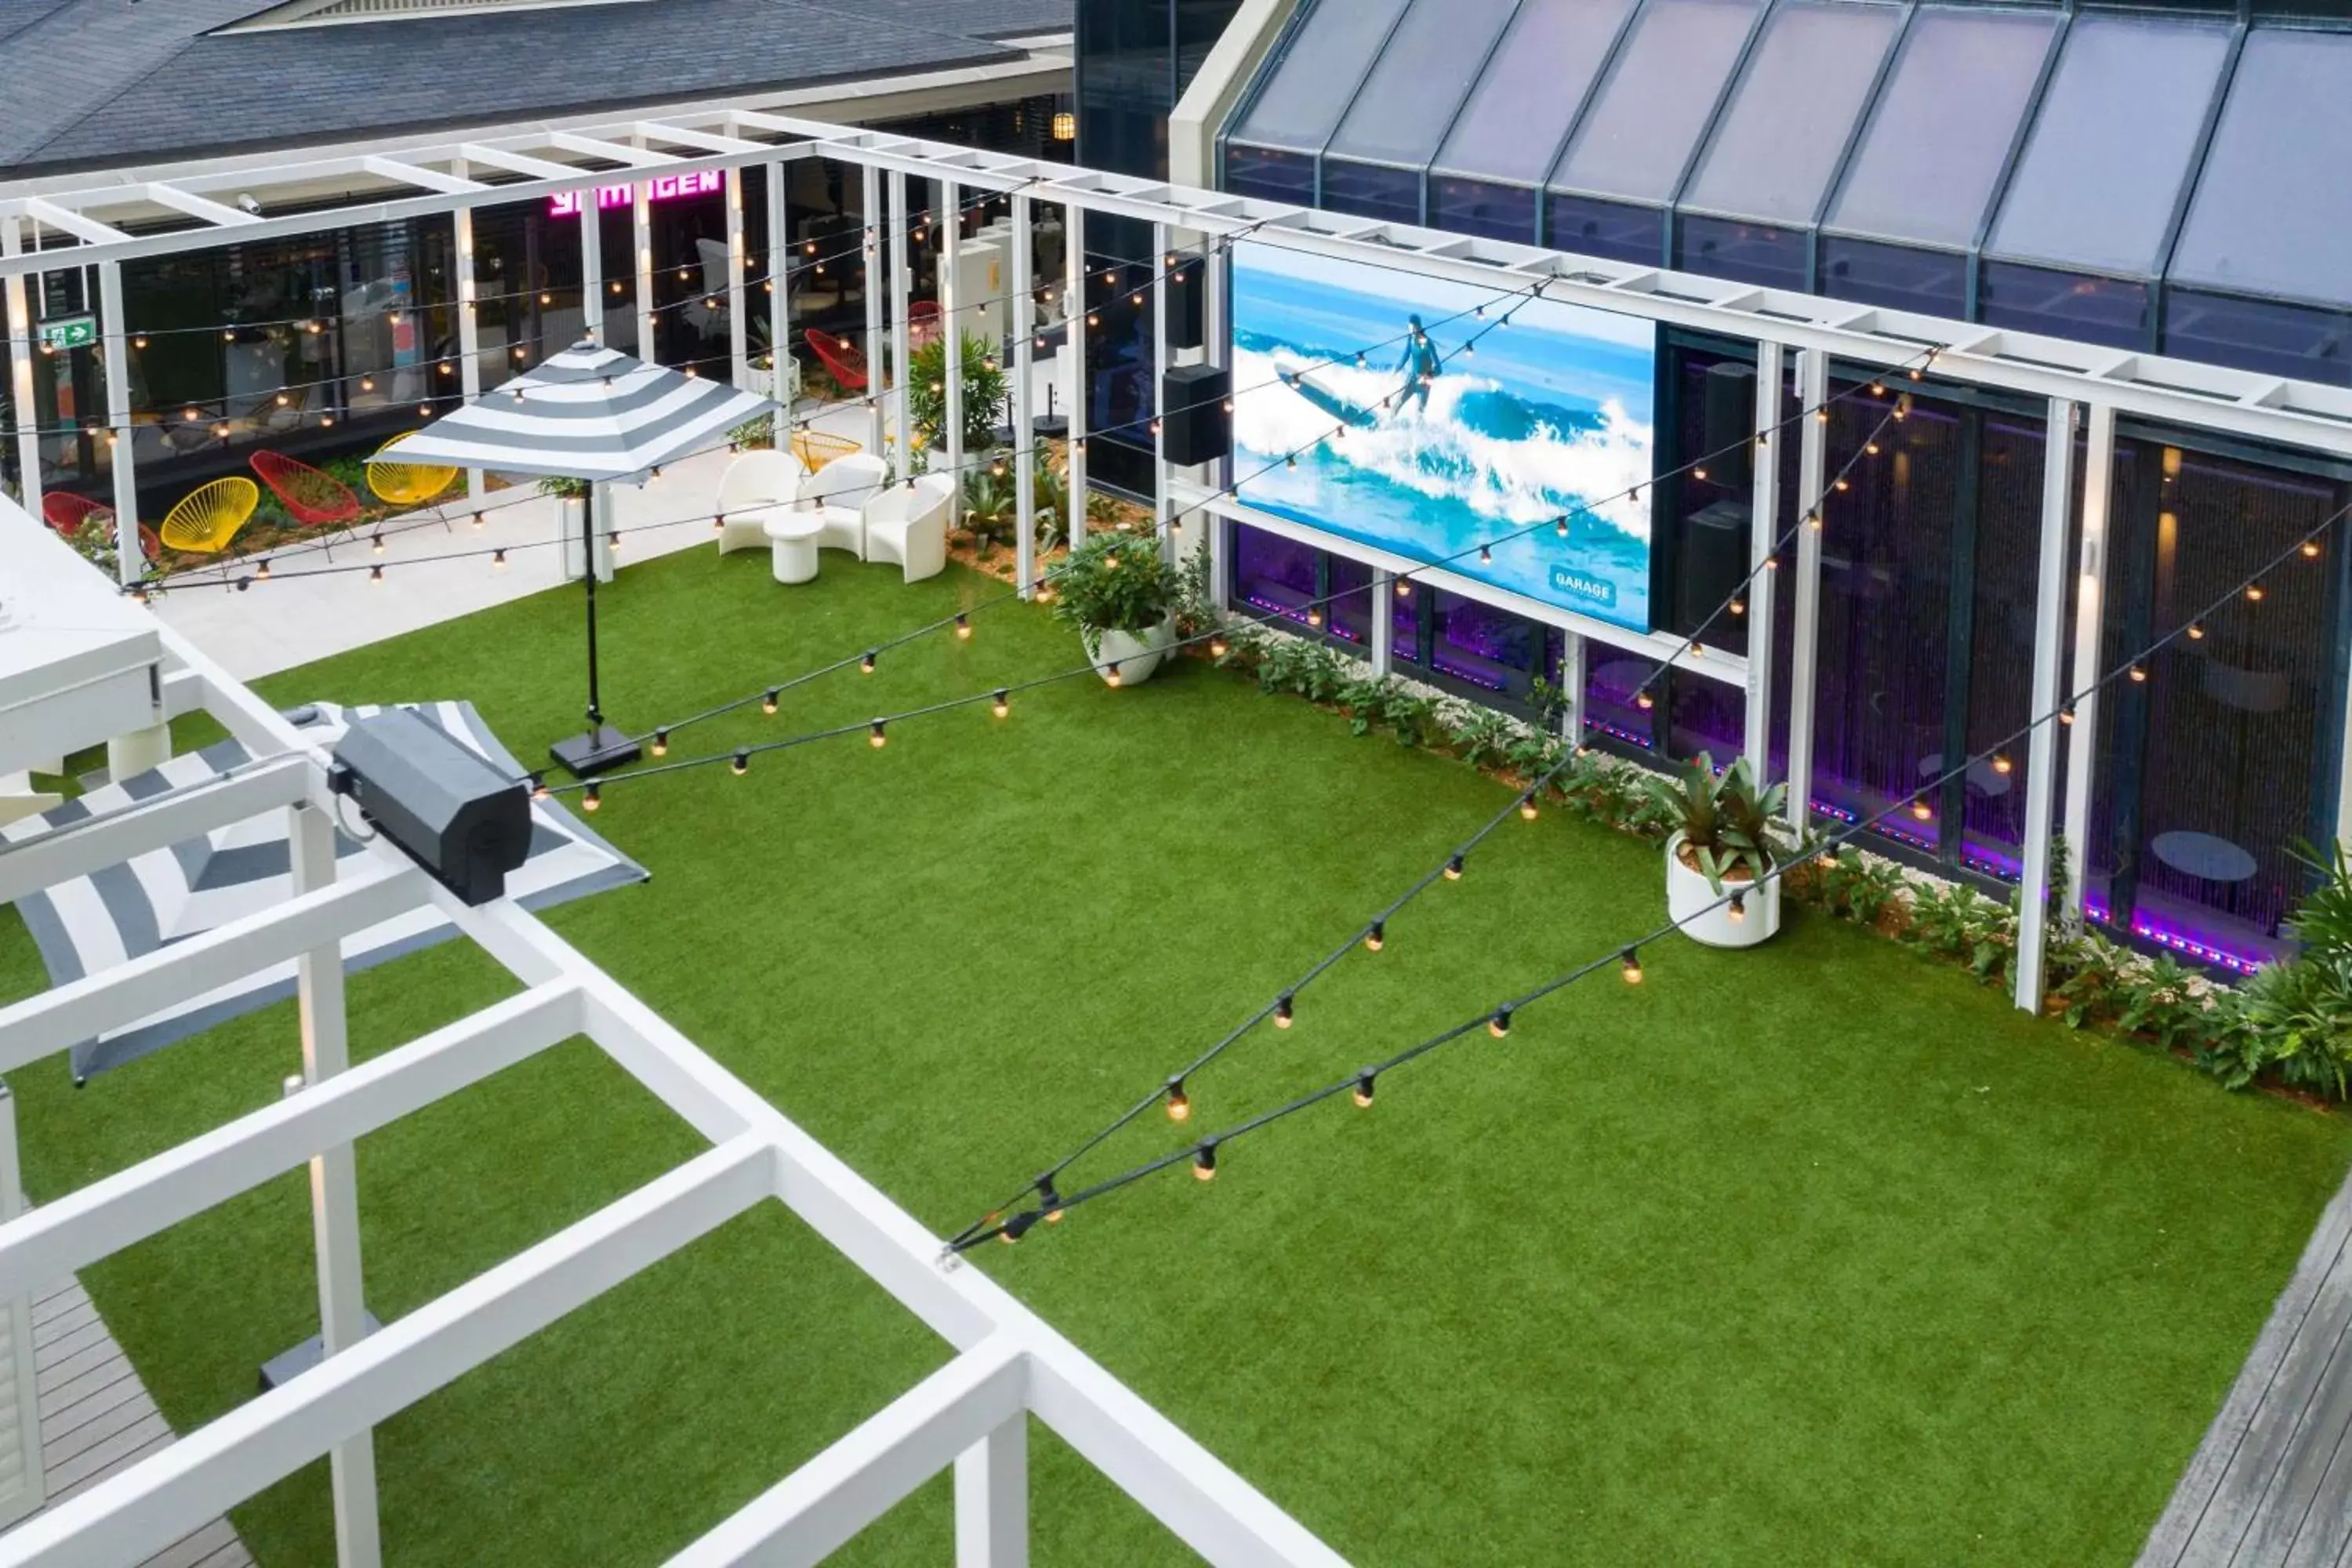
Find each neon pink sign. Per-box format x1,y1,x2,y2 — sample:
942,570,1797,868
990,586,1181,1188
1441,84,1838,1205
550,169,723,217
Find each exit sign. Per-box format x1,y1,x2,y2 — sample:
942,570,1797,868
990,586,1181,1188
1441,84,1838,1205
38,316,96,351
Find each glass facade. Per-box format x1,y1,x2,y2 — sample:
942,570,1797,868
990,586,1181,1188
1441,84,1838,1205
1224,0,2352,386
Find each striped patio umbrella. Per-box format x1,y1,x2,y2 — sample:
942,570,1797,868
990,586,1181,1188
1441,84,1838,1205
370,340,779,775
370,339,773,482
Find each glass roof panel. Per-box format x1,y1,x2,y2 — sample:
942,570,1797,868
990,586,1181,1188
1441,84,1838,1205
1551,0,1760,205
1434,0,1638,184
1984,13,2231,277
1226,0,1414,155
1824,6,2058,248
2170,27,2352,308
1327,0,1521,169
1680,0,1900,225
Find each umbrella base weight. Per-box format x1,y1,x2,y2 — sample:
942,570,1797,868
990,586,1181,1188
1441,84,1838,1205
550,725,642,778
260,1312,383,1392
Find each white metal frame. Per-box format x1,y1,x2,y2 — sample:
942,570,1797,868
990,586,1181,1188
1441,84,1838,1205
0,501,1346,1568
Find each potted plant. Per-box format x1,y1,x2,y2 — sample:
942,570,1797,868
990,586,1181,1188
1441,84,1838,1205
961,466,1017,556
1648,752,1796,949
906,332,1010,453
538,474,604,583
1051,531,1177,685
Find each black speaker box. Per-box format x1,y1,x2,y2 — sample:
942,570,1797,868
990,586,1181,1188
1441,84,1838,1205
1162,364,1231,466
1677,499,1750,633
1701,361,1757,492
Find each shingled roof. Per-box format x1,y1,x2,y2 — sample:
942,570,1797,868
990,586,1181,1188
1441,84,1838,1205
0,0,1072,180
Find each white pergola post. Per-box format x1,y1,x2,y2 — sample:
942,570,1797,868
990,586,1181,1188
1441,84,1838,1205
1064,198,1087,547
1784,348,1829,837
953,1412,1028,1568
2015,397,2082,1014
942,178,964,530
1744,341,1784,777
1370,571,1393,677
887,170,912,485
1202,245,1229,612
95,260,136,586
1152,221,1171,556
726,168,749,390
633,178,655,364
0,216,37,518
289,804,382,1568
765,160,788,430
2061,402,2116,930
862,163,884,456
579,200,613,580
1012,192,1036,598
452,164,483,499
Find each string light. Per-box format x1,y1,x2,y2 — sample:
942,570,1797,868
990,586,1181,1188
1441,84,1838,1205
1487,1007,1512,1040
731,748,750,775
652,728,669,757
1992,753,2013,775
869,719,888,749
2129,665,2147,683
1273,994,1294,1029
1910,798,1933,822
998,1211,1036,1245
1192,1143,1218,1182
1519,793,1540,821
1210,637,1229,659
1635,691,1655,711
956,613,972,640
1395,579,1412,598
255,560,272,582
1727,892,1747,924
2304,540,2324,560
1363,921,1385,953
761,688,779,715
1165,1080,1190,1122
861,649,878,673
492,548,507,570
1444,853,1465,881
1479,545,1493,564
368,564,384,584
992,689,1010,718
1105,662,1123,688
2187,622,2205,641
583,784,601,812
1352,1073,1376,1108
1621,947,1644,985
2248,584,2267,602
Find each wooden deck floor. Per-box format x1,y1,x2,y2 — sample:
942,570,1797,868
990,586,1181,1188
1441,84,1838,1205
2140,1163,2352,1567
31,1278,253,1568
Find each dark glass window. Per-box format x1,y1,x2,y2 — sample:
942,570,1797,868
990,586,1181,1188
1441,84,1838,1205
1668,669,1746,763
1819,236,1967,320
1584,652,1662,750
2163,290,2352,388
1432,589,1536,694
1979,262,2154,352
1954,412,2052,881
1545,194,1664,267
1674,216,1807,292
1428,179,1540,245
1231,522,1320,629
1319,160,1421,226
1223,143,1316,205
1327,553,1377,647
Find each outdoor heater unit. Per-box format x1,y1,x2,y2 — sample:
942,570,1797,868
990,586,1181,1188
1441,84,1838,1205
328,709,532,906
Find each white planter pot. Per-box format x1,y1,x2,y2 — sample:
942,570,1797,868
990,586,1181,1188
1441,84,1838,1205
1094,623,1169,686
1666,832,1781,949
557,495,612,583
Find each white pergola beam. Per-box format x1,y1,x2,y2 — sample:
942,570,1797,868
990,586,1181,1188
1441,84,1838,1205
0,981,581,1303
0,862,426,1072
662,1337,1028,1568
639,122,765,156
547,132,672,169
452,143,585,183
0,756,310,906
20,197,126,246
0,1134,775,1568
358,156,485,196
137,183,261,228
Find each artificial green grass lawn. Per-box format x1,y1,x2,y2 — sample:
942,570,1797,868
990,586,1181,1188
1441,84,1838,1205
3,544,2347,1566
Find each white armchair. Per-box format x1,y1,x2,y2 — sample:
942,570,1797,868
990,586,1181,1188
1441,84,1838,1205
796,452,889,557
716,449,800,556
862,473,956,584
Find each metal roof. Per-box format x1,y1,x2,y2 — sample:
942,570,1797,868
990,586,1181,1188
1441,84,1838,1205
1221,0,2352,383
0,0,1072,179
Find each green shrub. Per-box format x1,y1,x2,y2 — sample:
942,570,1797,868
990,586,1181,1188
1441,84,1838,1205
2200,842,2352,1099
906,333,1008,452
1646,753,1794,894
1049,532,1176,656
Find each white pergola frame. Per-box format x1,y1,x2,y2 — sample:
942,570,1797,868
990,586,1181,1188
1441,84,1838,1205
10,103,2352,1018
0,503,1348,1567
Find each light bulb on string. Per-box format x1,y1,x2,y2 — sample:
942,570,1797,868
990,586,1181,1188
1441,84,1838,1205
530,775,550,801
2060,706,2076,726
1040,1180,1064,1224
869,719,888,749
1479,544,1493,564
1273,994,1294,1029
1306,607,1323,628
731,748,750,776
1991,753,2013,775
955,613,972,640
2304,540,2324,560
1635,691,1655,711
1165,1080,1190,1122
255,560,271,583
992,689,1011,718
1487,1007,1512,1040
1364,920,1385,953
2129,665,2147,683
1555,516,1570,539
1910,797,1933,822
2247,584,2267,602
583,784,601,813
1105,662,1123,688
1519,793,1540,822
2187,622,2205,641
998,1211,1036,1245
1444,853,1465,881
861,648,878,674
1728,891,1747,924
1396,579,1412,599
1621,946,1644,985
368,564,384,585
652,728,669,757
1352,1073,1377,1109
370,532,384,554
492,548,507,570
1730,597,1747,617
1192,1143,1218,1182
761,687,780,715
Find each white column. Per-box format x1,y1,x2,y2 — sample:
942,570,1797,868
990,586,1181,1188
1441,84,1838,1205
453,167,483,499
96,261,136,586
579,198,604,343
726,168,749,389
765,160,789,425
1,217,36,518
1152,222,1171,555
1065,198,1087,547
1784,349,1829,837
2062,403,2115,929
633,179,655,363
0,1084,43,1528
887,170,913,485
290,803,382,1568
1013,193,1036,597
1744,341,1784,778
862,163,884,456
942,178,964,530
953,1414,1029,1568
1370,569,1393,677
1558,630,1585,742
2015,398,2082,1012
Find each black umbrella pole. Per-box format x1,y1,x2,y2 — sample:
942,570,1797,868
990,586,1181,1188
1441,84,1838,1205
547,484,640,779
583,485,602,724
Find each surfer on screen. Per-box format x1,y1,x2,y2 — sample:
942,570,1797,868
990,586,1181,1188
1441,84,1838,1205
1394,314,1441,416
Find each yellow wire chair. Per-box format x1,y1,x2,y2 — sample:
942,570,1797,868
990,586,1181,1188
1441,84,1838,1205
158,477,260,555
790,428,862,474
366,432,460,518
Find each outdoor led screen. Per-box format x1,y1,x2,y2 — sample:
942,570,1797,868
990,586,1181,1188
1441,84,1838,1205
1230,242,1657,631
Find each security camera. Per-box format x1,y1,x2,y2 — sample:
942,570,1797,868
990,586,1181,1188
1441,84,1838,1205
236,193,262,216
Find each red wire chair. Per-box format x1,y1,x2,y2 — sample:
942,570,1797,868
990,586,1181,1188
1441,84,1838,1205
41,492,161,562
250,451,363,531
804,328,867,393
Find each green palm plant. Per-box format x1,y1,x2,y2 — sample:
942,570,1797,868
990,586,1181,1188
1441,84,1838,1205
962,466,1018,555
1649,752,1794,894
906,332,1009,452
